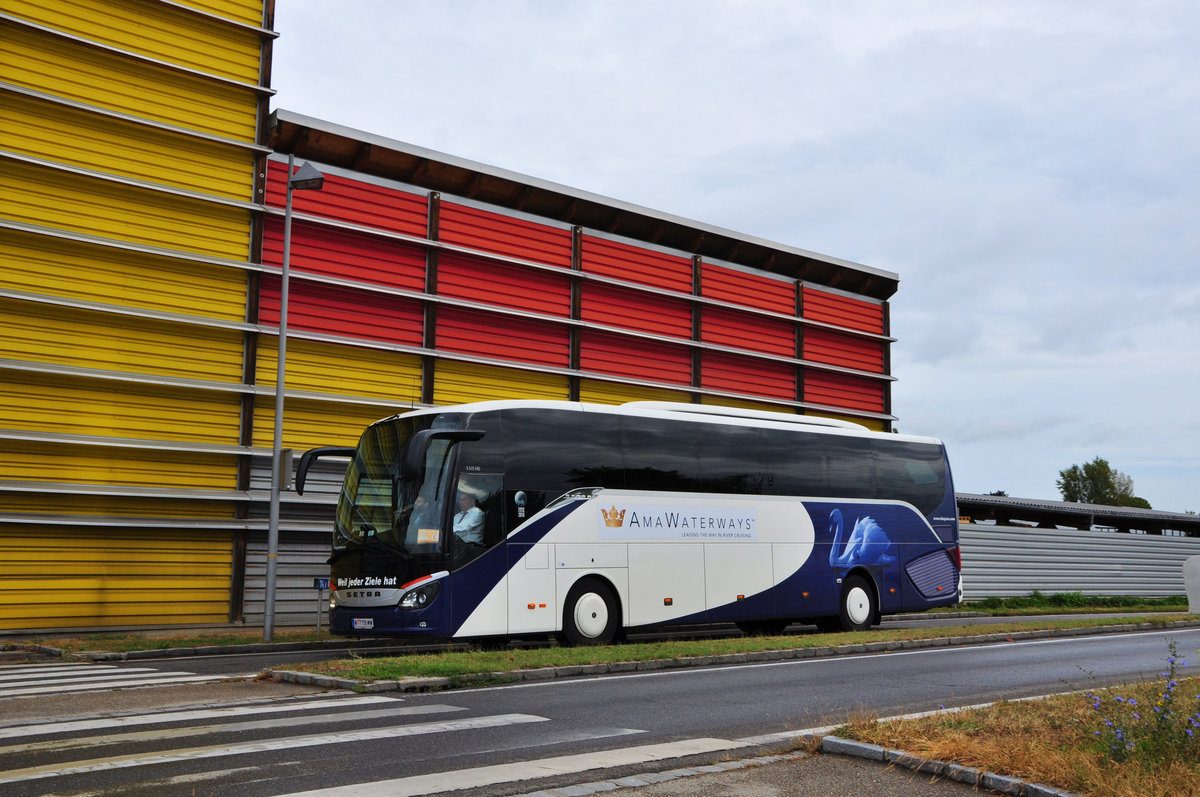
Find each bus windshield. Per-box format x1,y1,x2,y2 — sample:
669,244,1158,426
334,415,460,556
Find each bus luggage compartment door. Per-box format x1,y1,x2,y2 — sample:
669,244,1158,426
508,543,556,634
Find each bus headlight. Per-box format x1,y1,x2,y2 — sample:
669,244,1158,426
399,580,441,609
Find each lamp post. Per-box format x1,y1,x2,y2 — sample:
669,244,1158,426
264,154,324,642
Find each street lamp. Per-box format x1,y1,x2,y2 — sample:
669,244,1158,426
264,154,324,641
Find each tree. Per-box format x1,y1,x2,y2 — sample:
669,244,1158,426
1056,456,1151,508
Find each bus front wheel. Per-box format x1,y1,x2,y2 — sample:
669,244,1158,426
839,575,875,632
562,578,618,646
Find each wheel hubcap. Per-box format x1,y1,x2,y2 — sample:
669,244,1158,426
575,593,608,638
846,586,871,625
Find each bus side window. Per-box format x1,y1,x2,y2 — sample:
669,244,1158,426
824,435,875,501
698,424,768,494
620,415,701,492
481,486,504,547
873,440,946,515
764,432,829,498
501,408,624,496
452,474,503,568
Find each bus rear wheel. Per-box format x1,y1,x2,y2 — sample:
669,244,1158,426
562,578,619,646
839,575,875,632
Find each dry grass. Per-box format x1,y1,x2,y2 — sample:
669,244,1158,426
839,669,1200,797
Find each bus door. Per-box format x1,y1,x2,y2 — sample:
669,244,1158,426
446,472,506,633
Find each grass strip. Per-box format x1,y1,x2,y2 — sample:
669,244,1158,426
294,615,1192,682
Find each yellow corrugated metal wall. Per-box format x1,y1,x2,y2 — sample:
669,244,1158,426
0,1,896,634
578,379,691,406
0,527,235,628
252,341,423,448
0,0,272,630
433,361,569,406
700,394,791,414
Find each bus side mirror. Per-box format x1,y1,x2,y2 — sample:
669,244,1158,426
295,446,356,495
401,429,486,483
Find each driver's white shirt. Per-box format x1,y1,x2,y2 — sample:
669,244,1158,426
453,506,484,544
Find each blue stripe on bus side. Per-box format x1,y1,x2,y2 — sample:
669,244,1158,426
449,500,586,635
657,500,952,627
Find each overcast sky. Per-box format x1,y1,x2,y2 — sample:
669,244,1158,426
271,1,1199,513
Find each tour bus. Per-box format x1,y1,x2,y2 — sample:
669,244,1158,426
297,400,960,645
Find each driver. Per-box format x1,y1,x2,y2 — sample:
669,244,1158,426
452,492,485,545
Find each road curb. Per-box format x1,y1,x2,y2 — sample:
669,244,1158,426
819,735,1080,797
261,619,1200,693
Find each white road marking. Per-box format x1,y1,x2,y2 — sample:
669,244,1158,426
0,665,139,681
0,673,237,698
0,695,396,739
0,668,184,686
0,713,549,785
0,704,466,755
274,737,755,797
0,662,93,670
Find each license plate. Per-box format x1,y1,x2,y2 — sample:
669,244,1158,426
352,617,374,630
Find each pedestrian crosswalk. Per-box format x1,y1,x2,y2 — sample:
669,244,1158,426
0,684,561,796
0,662,740,796
0,661,245,698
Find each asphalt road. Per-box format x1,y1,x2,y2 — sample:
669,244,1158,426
100,611,1179,676
2,625,1195,796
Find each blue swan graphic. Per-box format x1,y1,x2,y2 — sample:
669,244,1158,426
828,508,897,572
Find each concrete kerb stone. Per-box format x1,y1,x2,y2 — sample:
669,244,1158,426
821,736,886,760
0,643,72,659
823,736,1080,797
606,661,638,673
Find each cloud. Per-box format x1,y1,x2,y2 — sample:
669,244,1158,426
272,1,1200,511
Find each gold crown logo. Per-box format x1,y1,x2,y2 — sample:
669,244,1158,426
600,506,626,528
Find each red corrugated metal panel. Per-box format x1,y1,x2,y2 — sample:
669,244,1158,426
701,263,794,315
580,329,691,385
803,328,885,373
701,351,795,400
259,276,423,347
438,202,572,267
262,217,426,293
265,161,427,237
804,370,885,413
581,234,692,292
580,283,692,339
701,306,794,356
437,307,568,367
802,287,884,334
438,251,570,317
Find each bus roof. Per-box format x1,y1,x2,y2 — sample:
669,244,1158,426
379,399,945,447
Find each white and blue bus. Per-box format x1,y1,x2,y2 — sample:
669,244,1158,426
297,400,960,645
